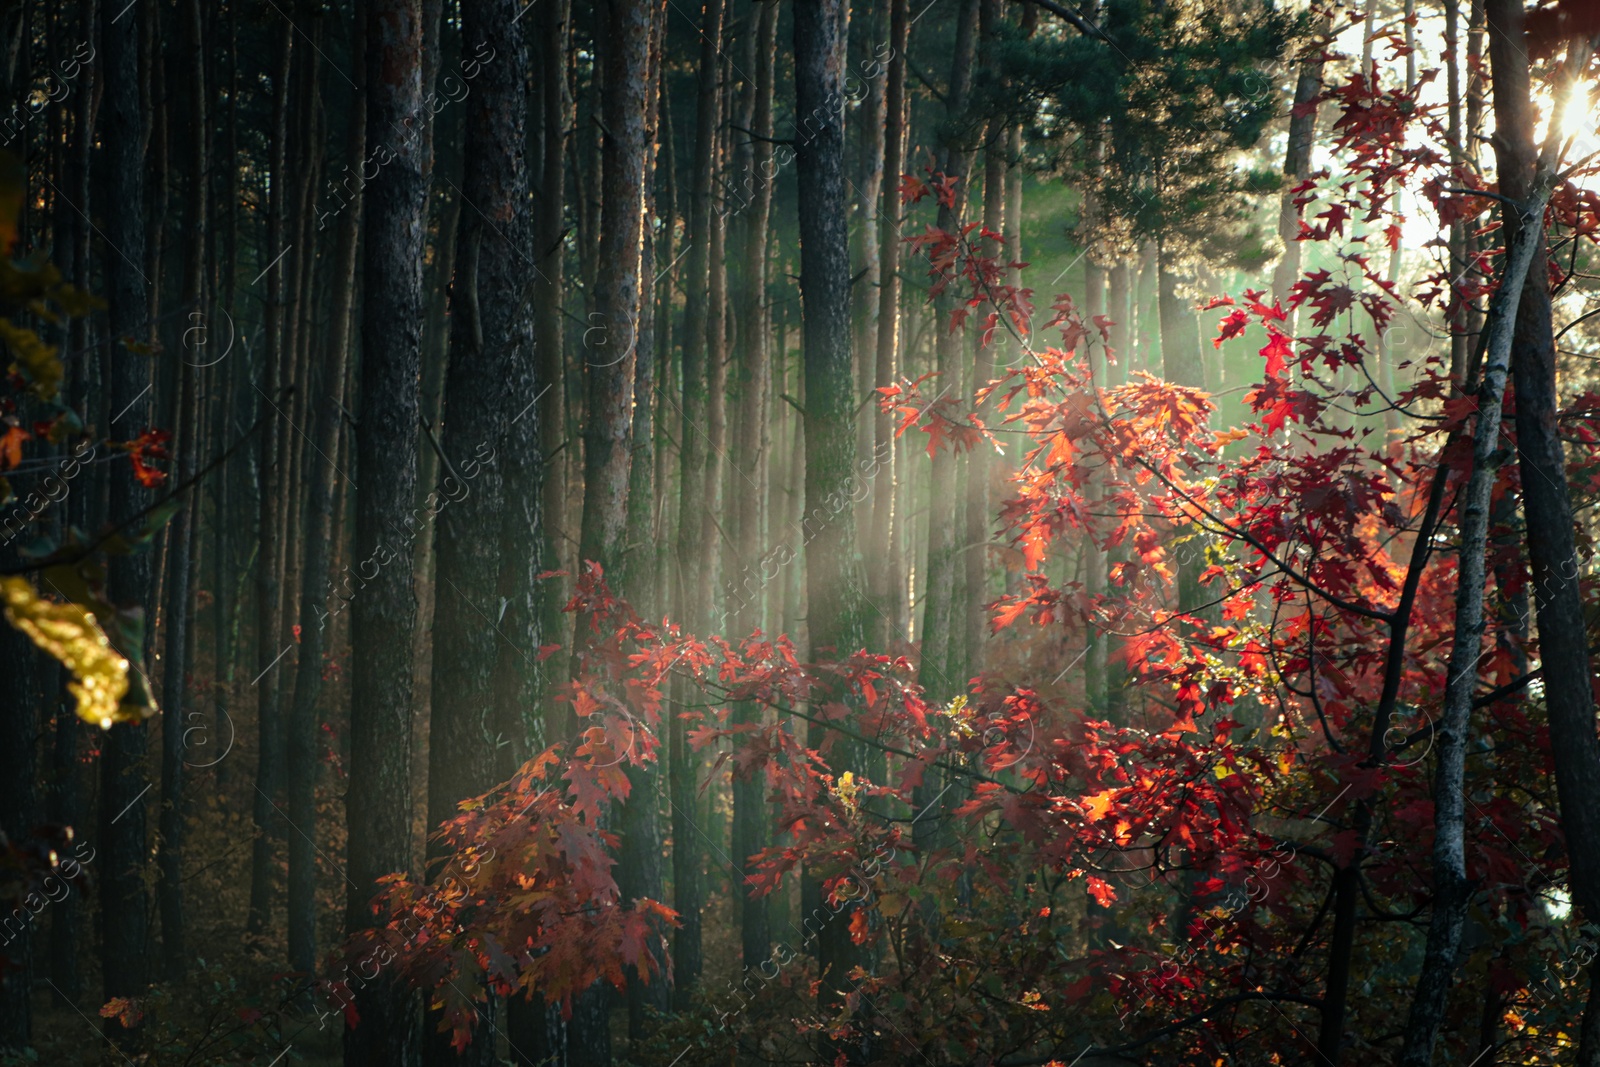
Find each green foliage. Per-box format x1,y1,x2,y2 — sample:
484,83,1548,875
0,142,161,726
995,0,1303,259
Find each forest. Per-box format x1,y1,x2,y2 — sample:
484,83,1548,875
3,0,1600,1063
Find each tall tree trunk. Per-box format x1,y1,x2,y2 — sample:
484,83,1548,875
1398,165,1551,1067
0,629,39,1049
699,117,728,634
533,0,570,593
730,0,779,977
1081,153,1106,708
51,0,97,1004
963,0,1001,683
916,0,979,704
871,0,909,652
1157,243,1209,622
506,8,565,1059
618,3,670,1043
1105,257,1130,713
1271,14,1327,306
285,0,365,994
1486,11,1600,1061
576,0,647,588
423,4,528,1064
794,0,873,1059
157,0,207,981
566,2,651,1062
98,0,153,1012
344,1,430,1062
247,20,294,941
670,0,723,1007
851,2,886,548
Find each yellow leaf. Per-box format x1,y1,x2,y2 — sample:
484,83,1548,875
1,576,136,728
0,318,62,400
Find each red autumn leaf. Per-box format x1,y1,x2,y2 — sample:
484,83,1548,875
1260,331,1293,377
898,173,929,204
125,428,172,487
1213,308,1251,348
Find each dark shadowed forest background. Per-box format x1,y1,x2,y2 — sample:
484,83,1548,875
3,0,1600,1064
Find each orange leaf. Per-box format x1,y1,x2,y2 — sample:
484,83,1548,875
0,424,26,470
1081,789,1117,822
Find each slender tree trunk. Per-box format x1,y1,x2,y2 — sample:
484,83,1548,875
730,0,779,977
1486,13,1600,1062
964,0,1002,683
344,1,430,1062
699,117,729,631
576,0,647,588
51,0,97,1001
852,2,886,547
916,0,978,704
284,0,364,995
1271,15,1327,306
0,629,39,1048
564,3,650,1063
1104,257,1129,713
1081,162,1106,708
871,0,909,652
1445,0,1467,386
98,0,152,1012
1398,166,1550,1067
794,0,874,1059
157,0,207,981
618,4,670,1042
1157,243,1210,625
247,20,294,941
671,0,724,1007
503,6,563,1060
422,6,528,1065
533,0,570,592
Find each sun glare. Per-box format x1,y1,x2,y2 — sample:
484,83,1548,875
1558,89,1594,142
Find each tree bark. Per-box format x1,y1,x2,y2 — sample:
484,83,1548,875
344,1,430,1062
870,0,909,652
422,5,528,1063
576,0,647,591
98,0,152,1011
964,0,1002,684
1271,15,1327,306
794,0,873,1058
729,0,778,979
1398,168,1551,1067
157,0,208,982
916,0,979,704
670,0,723,1007
284,0,364,999
616,0,669,1047
533,0,570,591
1487,10,1600,1061
1081,160,1106,708
0,627,39,1049
247,19,294,942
